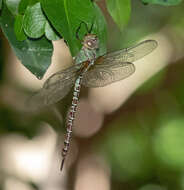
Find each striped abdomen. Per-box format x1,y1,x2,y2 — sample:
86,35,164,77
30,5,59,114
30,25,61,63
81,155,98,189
60,75,83,171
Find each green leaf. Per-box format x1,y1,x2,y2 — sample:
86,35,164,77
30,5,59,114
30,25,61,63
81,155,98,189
41,0,107,56
106,0,131,30
0,0,2,10
18,0,40,14
23,2,46,38
93,3,107,57
14,14,27,41
0,4,53,79
45,22,60,41
141,0,182,5
5,0,21,15
18,0,30,14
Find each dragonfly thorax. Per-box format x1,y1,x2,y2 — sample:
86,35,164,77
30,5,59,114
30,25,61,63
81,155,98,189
30,37,158,171
82,34,99,50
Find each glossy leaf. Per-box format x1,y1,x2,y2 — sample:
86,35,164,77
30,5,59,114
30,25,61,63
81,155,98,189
0,5,53,79
14,14,27,41
45,22,60,41
5,0,21,15
23,2,46,38
41,0,107,56
142,0,182,5
106,0,131,30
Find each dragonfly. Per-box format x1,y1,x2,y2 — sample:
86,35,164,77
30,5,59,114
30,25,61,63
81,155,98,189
30,29,157,171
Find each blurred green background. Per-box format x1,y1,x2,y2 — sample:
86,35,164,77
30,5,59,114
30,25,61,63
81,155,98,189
1,0,184,190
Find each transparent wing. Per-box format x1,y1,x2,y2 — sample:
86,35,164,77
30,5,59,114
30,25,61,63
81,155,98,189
95,40,158,65
82,40,157,88
82,61,135,88
29,64,81,108
29,81,75,109
43,64,81,89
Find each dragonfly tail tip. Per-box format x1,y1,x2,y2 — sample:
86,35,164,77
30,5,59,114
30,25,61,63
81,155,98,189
60,158,65,171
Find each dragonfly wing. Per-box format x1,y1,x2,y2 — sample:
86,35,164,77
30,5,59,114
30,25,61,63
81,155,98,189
43,64,80,89
95,40,158,65
29,64,80,108
82,61,135,88
29,80,75,109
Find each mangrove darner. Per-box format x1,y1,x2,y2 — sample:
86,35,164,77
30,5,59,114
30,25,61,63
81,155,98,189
31,33,157,171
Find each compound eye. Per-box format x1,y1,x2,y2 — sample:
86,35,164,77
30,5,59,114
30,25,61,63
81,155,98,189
87,41,92,46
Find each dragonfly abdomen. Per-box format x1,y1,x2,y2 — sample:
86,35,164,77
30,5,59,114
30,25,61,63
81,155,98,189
60,75,83,170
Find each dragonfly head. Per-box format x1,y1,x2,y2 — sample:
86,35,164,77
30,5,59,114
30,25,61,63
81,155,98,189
82,34,99,50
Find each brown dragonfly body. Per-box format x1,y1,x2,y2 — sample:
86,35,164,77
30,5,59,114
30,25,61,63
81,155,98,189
31,33,157,171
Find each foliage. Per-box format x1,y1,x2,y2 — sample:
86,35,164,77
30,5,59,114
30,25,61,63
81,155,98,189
1,0,184,189
106,0,131,29
0,0,181,79
142,0,182,6
0,4,53,79
0,0,108,79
